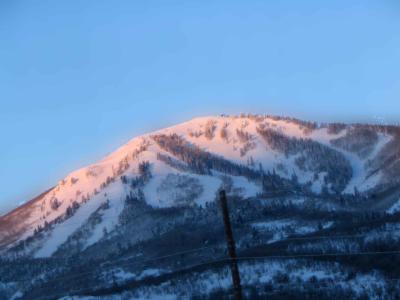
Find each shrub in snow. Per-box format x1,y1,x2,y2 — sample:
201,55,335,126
70,177,79,185
157,174,203,206
331,127,379,158
204,120,217,140
257,126,352,193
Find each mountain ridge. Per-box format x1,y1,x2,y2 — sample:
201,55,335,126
1,114,400,257
2,114,400,299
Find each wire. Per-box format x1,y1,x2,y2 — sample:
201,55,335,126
5,226,400,264
36,277,400,300
23,213,400,239
235,250,400,260
17,249,400,299
12,199,399,243
270,230,400,242
31,251,400,300
8,245,223,285
100,245,221,268
14,246,400,298
5,229,400,286
256,276,400,297
4,212,400,297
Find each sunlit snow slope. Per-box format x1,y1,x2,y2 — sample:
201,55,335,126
0,114,398,258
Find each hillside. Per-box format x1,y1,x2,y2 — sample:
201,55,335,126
1,114,400,299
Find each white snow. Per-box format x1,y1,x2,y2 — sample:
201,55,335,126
60,258,389,300
291,269,335,281
229,175,261,198
4,115,395,257
387,199,400,214
35,180,127,257
252,219,333,244
311,128,392,194
342,133,391,193
252,219,295,231
143,173,222,208
84,185,127,249
311,172,327,194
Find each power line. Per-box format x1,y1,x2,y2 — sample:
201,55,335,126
11,197,399,242
100,245,221,268
4,209,400,298
20,212,400,237
3,229,400,282
8,245,223,285
5,225,400,263
16,249,400,299
31,251,400,300
235,250,400,260
267,230,400,242
255,276,400,297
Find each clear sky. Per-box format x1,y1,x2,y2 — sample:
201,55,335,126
1,0,400,214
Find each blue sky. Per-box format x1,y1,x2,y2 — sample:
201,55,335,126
1,0,400,214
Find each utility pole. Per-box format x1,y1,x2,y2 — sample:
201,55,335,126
219,190,243,300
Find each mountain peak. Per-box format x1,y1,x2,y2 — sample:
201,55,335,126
1,115,399,258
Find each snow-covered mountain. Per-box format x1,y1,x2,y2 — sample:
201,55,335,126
2,114,400,299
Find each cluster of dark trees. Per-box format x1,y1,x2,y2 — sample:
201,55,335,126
235,129,256,156
219,123,229,141
239,141,256,157
49,197,62,210
50,199,111,257
100,176,115,189
325,122,400,136
257,126,352,193
120,160,152,190
264,114,318,133
117,195,144,238
331,127,379,158
224,113,319,133
156,153,191,173
236,128,253,143
188,129,203,138
326,123,347,135
138,161,151,178
65,200,80,218
153,134,300,195
157,174,203,206
22,198,83,252
221,113,400,138
4,186,400,299
113,156,130,177
153,134,267,183
204,120,217,140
